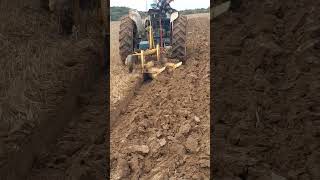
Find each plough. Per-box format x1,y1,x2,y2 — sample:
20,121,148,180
125,25,182,79
119,0,186,80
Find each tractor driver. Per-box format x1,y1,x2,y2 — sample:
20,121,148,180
156,0,177,14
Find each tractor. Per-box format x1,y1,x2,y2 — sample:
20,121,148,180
118,0,187,78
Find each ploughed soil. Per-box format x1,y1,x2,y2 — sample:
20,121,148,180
0,0,102,174
212,0,320,179
27,76,107,179
0,0,108,179
110,14,210,179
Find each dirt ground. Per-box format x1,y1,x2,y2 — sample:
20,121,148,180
213,0,320,179
27,76,107,179
0,0,102,170
0,0,106,178
110,14,210,179
110,21,140,109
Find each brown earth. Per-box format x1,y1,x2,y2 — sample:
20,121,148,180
0,0,106,179
27,76,107,180
213,0,320,179
110,14,210,179
0,0,105,179
25,13,210,180
110,21,140,115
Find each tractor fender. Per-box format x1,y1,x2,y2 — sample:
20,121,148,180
129,9,144,35
170,11,179,23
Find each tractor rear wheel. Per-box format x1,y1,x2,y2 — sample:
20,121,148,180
171,15,187,62
119,16,137,65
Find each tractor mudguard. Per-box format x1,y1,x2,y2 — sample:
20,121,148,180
170,11,179,23
128,9,144,36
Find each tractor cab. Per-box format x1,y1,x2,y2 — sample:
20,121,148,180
146,8,171,48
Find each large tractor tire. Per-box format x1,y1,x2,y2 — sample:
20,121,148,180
119,16,137,65
171,15,187,62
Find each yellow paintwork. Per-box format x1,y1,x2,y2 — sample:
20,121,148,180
127,23,182,78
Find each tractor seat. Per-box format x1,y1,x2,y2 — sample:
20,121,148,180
148,9,161,14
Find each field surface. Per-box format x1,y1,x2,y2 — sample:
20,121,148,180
0,1,103,177
110,21,140,111
110,14,210,179
213,0,320,179
0,1,108,179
